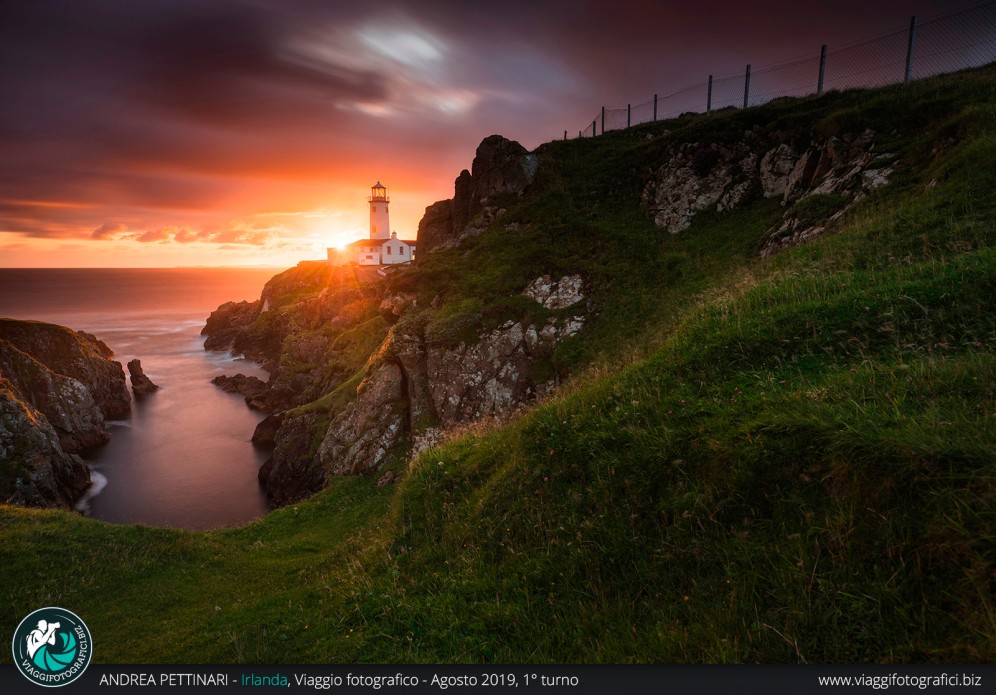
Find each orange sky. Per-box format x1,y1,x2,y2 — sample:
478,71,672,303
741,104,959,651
0,0,969,268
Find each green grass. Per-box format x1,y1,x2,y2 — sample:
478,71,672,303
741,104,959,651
2,65,995,663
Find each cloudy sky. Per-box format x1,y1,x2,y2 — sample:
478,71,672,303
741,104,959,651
0,0,977,267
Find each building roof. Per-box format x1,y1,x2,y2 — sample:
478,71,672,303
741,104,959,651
345,238,418,247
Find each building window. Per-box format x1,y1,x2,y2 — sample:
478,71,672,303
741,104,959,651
372,206,377,212
386,246,392,255
399,247,405,255
372,226,377,234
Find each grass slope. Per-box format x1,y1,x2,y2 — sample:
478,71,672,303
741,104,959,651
2,66,995,663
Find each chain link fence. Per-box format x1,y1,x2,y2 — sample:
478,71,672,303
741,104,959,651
564,1,996,140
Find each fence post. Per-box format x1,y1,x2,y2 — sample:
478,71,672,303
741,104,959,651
601,106,605,134
743,64,751,109
592,119,597,137
653,94,658,121
579,130,582,138
564,130,567,141
707,75,713,113
627,103,631,128
817,44,827,96
904,16,918,83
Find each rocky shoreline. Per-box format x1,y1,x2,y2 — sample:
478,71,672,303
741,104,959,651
0,319,132,508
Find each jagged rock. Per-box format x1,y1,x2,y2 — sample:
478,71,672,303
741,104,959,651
211,374,270,411
384,322,439,433
760,134,897,257
425,314,581,424
416,134,538,258
471,134,537,200
258,411,323,506
0,319,129,420
317,363,406,476
523,275,585,309
201,300,260,351
759,143,798,197
1,379,91,508
379,293,416,325
640,129,898,256
642,141,757,234
127,359,159,396
0,340,109,453
252,412,284,447
416,199,456,260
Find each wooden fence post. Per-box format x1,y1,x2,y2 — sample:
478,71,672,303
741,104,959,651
817,44,827,96
627,103,631,128
601,106,605,134
653,94,658,121
905,16,918,83
707,75,713,113
743,64,751,109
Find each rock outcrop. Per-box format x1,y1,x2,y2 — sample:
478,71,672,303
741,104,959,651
0,340,109,453
201,300,260,351
211,374,270,411
258,411,323,506
127,359,159,396
1,381,91,508
317,362,406,476
416,134,539,257
0,319,130,508
641,129,897,254
254,273,586,504
252,412,284,447
0,319,130,419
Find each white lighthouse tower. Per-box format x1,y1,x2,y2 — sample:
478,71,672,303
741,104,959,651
369,182,390,240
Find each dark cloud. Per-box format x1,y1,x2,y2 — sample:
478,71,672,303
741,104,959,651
91,222,127,240
0,0,982,253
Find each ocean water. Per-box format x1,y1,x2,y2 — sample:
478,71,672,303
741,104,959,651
0,268,282,530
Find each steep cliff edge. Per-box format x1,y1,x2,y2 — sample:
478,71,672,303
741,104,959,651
0,319,130,420
208,83,983,510
415,134,539,256
0,319,132,507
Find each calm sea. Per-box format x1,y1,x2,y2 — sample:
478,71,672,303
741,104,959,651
0,267,283,530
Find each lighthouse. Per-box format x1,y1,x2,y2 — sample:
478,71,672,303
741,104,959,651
329,181,417,268
369,182,390,239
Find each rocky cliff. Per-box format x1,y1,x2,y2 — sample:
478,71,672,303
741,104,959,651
203,136,588,506
0,319,131,419
209,123,904,508
0,319,131,508
641,128,896,255
415,134,539,257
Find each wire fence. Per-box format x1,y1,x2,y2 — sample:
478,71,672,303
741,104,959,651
563,1,996,140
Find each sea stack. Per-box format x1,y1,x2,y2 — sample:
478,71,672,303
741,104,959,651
127,359,160,396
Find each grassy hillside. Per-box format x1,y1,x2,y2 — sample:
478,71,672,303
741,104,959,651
2,65,994,663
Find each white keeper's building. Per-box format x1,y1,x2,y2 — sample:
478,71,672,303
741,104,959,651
327,182,417,267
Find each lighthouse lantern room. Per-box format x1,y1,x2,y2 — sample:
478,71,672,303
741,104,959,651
368,182,390,240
